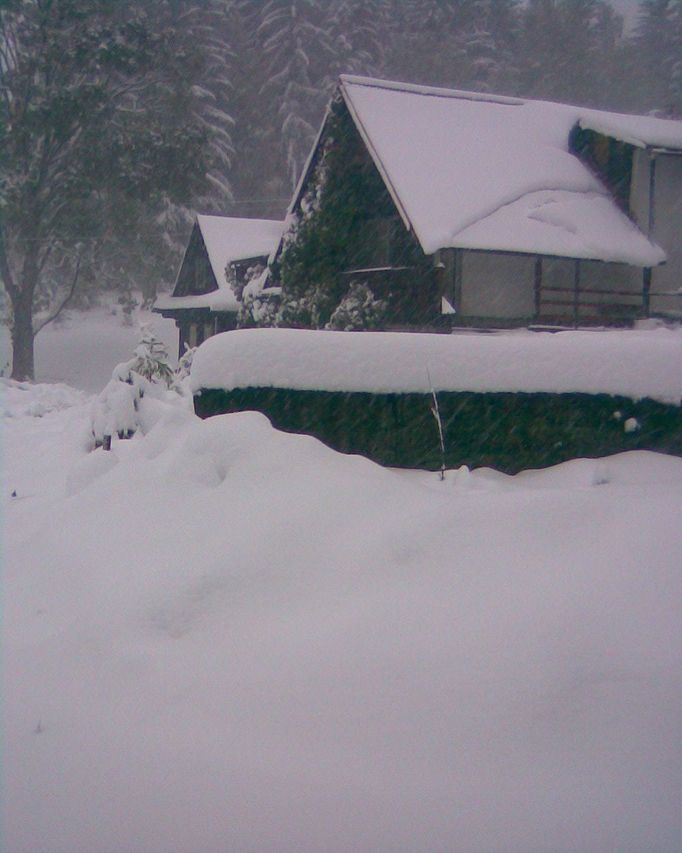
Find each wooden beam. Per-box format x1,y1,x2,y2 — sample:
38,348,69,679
573,260,581,328
648,152,657,236
534,257,542,321
643,267,652,317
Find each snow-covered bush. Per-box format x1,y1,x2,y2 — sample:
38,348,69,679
130,324,174,385
90,325,177,448
117,288,138,326
326,282,387,331
170,344,197,398
229,262,265,305
239,290,280,328
173,344,196,385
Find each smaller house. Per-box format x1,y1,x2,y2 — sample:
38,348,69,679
154,215,284,355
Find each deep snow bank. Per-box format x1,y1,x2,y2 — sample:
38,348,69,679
190,325,682,404
4,389,682,853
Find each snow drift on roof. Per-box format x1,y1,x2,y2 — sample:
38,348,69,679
339,76,671,266
453,189,665,264
190,327,682,405
153,291,238,313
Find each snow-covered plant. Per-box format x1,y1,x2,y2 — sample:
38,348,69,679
170,344,197,398
326,282,387,331
130,325,174,387
174,344,196,385
117,289,138,327
239,289,280,328
90,325,175,448
229,262,265,304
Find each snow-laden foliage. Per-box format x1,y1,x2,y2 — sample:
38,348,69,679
238,284,281,329
130,325,174,387
170,343,197,399
173,344,197,386
635,0,682,116
326,282,387,331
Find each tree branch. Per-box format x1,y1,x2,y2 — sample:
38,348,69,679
32,255,81,334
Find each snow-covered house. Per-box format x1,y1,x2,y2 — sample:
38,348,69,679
270,75,682,329
154,215,284,354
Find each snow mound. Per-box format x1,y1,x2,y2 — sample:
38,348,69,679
5,395,682,852
1,378,87,418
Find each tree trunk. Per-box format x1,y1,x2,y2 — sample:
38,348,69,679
10,293,35,382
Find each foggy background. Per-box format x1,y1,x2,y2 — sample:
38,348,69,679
2,0,681,314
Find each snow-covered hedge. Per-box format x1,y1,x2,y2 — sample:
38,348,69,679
190,327,682,473
193,385,682,474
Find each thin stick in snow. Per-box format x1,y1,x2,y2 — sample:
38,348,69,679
426,367,446,481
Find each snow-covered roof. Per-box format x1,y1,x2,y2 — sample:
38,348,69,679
337,76,672,266
156,216,284,313
153,291,237,313
190,327,682,405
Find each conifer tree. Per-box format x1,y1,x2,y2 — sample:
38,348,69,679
518,0,625,106
257,0,333,187
326,0,384,80
635,0,682,116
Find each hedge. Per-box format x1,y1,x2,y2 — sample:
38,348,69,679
193,386,682,474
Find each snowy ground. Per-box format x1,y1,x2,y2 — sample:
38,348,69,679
3,312,682,852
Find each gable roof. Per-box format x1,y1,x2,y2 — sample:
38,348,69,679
196,215,284,296
156,216,284,313
336,75,673,266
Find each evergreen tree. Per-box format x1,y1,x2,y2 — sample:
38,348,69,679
457,0,521,93
218,0,280,213
635,0,682,115
326,0,384,80
518,0,625,106
257,0,333,188
382,0,463,85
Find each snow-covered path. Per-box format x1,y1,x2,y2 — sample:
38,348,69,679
4,381,682,853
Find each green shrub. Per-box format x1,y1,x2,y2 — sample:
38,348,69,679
194,387,682,474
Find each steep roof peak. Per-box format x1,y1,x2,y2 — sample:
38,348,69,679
338,74,682,151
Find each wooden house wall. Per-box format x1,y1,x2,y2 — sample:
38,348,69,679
650,153,682,313
173,225,218,297
439,248,645,327
629,148,682,316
